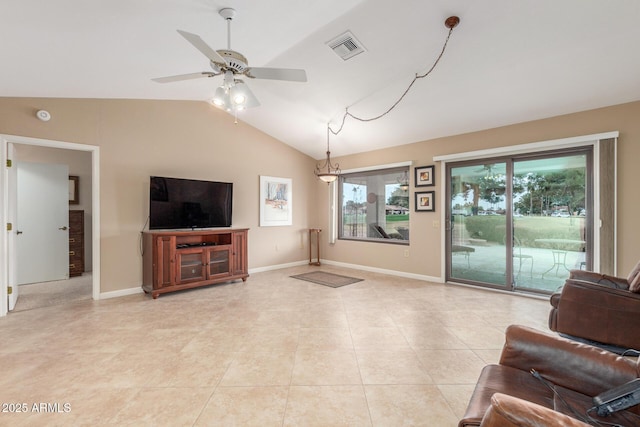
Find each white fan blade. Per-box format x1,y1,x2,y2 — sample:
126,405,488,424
245,67,307,82
152,72,217,83
177,30,227,65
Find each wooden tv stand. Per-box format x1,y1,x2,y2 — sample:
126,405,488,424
142,228,248,299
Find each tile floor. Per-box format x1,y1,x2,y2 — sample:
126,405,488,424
0,265,551,426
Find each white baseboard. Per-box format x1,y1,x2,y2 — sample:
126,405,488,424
249,260,308,274
319,259,443,283
99,286,144,300
107,259,440,301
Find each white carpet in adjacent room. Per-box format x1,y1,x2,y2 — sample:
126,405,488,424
12,273,92,312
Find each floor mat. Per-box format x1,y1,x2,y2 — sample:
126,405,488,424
290,271,363,288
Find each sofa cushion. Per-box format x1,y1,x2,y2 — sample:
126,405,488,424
500,324,639,396
569,270,629,289
460,367,640,427
458,364,554,427
480,393,590,427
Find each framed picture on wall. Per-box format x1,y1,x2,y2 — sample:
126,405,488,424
415,191,435,212
69,176,79,204
415,165,435,187
260,176,293,226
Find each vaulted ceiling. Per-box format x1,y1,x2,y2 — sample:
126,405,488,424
2,0,639,159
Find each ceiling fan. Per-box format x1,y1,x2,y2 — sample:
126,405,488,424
153,8,307,112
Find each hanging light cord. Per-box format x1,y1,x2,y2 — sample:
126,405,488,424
328,17,459,137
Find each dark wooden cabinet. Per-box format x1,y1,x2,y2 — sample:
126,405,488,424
142,228,249,299
69,210,84,277
232,230,248,276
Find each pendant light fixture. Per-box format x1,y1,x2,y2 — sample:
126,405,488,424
397,170,409,191
314,125,341,183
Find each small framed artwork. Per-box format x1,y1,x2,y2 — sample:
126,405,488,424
69,176,79,205
415,165,435,187
260,176,293,226
415,191,435,212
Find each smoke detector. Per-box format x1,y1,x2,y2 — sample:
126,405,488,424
36,110,51,122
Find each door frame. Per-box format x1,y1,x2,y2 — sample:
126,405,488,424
444,150,593,293
434,131,619,285
1,134,101,316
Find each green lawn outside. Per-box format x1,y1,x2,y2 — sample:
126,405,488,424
463,215,585,248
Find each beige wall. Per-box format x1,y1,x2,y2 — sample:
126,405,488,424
1,97,639,295
321,101,640,278
0,98,318,293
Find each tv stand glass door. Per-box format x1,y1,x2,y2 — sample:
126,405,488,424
207,247,231,279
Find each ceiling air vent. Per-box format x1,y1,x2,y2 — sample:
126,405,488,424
327,31,366,61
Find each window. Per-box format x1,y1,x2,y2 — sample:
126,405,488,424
338,166,410,243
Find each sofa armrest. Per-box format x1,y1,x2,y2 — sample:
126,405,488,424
499,325,638,397
569,270,629,290
550,292,561,309
479,393,590,427
555,279,640,350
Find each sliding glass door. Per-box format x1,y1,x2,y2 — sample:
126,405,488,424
449,162,509,288
446,149,591,294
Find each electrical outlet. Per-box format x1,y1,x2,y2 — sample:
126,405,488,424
433,220,440,228
403,249,410,258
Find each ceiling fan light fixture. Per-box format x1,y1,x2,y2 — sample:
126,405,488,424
229,84,247,105
153,8,307,117
212,80,260,113
212,86,227,106
222,70,235,88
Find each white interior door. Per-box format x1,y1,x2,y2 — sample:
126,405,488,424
16,162,69,286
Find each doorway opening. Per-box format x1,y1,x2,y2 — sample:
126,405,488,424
1,135,101,316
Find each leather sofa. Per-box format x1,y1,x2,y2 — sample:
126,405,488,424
459,325,640,427
549,268,640,351
479,393,589,427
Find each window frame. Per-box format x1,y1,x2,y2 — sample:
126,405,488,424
434,131,618,278
337,163,411,245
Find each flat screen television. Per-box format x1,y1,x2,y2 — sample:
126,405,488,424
149,176,233,229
